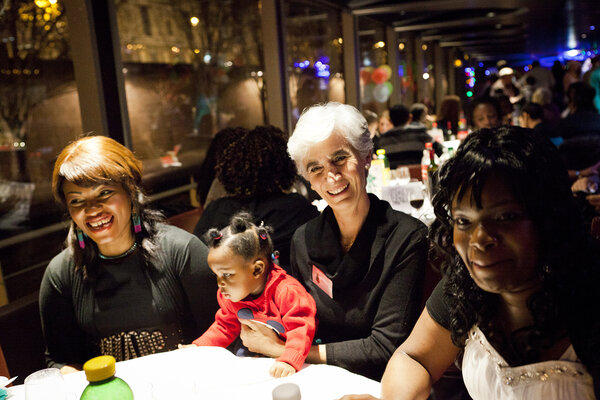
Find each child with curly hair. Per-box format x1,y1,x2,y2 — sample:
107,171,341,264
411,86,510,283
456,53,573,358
185,212,317,378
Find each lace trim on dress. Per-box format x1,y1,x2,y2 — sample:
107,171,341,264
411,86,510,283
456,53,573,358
467,327,593,387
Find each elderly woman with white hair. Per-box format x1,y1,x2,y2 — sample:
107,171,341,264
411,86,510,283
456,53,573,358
239,102,428,380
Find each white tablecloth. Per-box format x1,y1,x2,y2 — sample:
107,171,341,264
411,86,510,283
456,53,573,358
381,180,434,224
10,347,381,399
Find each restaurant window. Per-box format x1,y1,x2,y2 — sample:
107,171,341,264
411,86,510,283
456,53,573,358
396,36,416,106
421,40,435,113
284,0,344,128
357,17,388,115
115,0,265,167
0,0,82,302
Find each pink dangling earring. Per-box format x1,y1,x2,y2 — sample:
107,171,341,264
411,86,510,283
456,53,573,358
132,212,142,233
76,227,85,249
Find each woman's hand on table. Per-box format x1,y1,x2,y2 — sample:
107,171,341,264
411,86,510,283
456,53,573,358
571,176,599,193
270,361,296,378
585,193,600,213
60,364,82,375
239,319,285,358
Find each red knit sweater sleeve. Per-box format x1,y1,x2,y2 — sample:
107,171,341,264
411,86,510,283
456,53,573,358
274,277,317,371
192,291,240,347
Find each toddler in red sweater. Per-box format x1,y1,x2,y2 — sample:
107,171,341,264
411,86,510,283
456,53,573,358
186,212,317,377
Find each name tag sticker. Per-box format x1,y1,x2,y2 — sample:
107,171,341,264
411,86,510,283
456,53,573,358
312,265,333,298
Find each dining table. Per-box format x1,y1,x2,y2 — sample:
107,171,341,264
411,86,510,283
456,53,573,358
8,346,381,399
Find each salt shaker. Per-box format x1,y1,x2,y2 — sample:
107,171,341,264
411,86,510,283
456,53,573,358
272,382,301,400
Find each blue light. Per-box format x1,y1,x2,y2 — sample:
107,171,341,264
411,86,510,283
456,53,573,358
485,70,491,76
591,26,596,31
294,60,311,69
398,65,405,77
478,62,484,68
524,66,529,72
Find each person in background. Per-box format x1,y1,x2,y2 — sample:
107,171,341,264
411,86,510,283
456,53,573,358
377,109,394,135
237,102,428,381
560,81,600,139
362,110,379,139
519,60,555,91
376,103,441,167
342,126,600,399
563,60,582,95
519,102,561,145
588,57,600,113
41,136,218,373
520,75,537,103
184,212,316,378
491,67,521,102
532,87,561,124
436,95,462,137
194,127,246,210
362,109,380,150
467,96,502,130
193,125,318,270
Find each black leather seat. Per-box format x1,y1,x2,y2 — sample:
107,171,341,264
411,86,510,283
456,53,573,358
0,292,46,384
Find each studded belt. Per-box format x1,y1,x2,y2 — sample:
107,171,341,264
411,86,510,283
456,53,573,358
98,323,183,361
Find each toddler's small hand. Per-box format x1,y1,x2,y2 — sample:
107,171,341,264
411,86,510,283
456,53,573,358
269,361,295,378
178,343,196,349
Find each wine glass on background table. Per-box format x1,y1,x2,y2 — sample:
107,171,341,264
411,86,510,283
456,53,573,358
408,187,425,218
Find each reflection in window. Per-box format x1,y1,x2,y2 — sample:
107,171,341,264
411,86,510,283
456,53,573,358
115,0,265,165
357,18,389,116
0,0,80,236
0,0,82,303
285,1,345,128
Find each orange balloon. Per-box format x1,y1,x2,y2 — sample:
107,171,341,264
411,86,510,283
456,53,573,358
371,67,388,84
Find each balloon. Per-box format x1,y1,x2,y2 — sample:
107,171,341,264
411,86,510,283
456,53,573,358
371,67,388,85
373,83,391,103
385,81,394,95
362,83,375,103
379,64,392,80
360,68,372,85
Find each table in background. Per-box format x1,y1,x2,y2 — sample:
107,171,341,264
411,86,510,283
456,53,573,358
381,180,435,224
9,346,381,399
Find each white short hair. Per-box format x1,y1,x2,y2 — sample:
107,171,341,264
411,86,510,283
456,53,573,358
287,102,372,176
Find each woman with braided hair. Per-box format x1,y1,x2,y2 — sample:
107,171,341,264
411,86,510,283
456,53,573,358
193,125,318,269
185,212,316,378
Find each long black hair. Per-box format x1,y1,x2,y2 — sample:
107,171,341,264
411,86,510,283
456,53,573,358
430,126,600,370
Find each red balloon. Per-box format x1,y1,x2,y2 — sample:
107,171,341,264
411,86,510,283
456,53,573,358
371,67,388,84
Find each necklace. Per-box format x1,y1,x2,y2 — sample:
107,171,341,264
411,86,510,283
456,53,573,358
98,242,138,260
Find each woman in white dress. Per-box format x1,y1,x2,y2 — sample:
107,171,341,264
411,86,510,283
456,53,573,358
341,126,599,400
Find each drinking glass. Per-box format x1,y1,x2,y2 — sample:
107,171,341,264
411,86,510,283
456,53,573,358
408,188,425,218
24,368,69,400
392,167,411,184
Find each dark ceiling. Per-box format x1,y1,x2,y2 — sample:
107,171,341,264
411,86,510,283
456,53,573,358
341,0,599,65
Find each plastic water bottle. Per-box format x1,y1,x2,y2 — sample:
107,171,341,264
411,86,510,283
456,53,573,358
376,149,391,184
421,147,430,183
428,122,444,142
80,356,133,400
